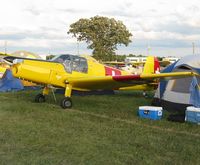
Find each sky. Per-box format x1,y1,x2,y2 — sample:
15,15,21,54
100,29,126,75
0,0,200,57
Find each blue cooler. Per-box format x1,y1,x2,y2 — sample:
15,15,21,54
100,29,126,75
185,106,200,124
138,106,163,120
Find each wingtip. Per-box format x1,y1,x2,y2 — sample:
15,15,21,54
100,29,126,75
192,72,200,77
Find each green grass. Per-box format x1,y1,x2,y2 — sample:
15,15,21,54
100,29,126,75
0,90,200,165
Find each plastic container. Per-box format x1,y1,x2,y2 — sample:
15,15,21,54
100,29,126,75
138,106,163,120
185,106,200,124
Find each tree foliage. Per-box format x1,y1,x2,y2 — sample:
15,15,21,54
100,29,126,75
46,55,55,60
68,16,132,61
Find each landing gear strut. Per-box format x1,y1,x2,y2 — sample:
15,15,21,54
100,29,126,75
60,97,72,109
35,93,46,103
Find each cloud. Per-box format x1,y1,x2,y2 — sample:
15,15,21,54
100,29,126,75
0,27,68,40
132,39,190,48
58,8,87,14
24,5,41,16
0,0,200,56
154,21,200,35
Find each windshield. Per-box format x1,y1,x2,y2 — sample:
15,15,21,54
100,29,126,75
51,54,88,73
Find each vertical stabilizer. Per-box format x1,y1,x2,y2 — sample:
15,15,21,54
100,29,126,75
142,56,160,74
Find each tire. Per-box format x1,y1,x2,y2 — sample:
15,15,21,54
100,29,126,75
35,94,45,103
60,97,72,109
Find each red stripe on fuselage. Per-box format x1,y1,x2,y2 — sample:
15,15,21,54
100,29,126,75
104,66,121,76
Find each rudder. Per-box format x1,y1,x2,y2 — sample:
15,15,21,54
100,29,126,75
142,56,160,74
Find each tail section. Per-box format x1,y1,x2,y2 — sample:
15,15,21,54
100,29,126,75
142,56,160,74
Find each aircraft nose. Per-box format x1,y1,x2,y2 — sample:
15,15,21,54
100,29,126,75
3,56,24,65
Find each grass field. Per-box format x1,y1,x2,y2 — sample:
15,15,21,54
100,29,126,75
0,90,200,165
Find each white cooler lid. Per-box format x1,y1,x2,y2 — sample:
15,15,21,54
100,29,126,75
139,106,163,111
186,106,200,112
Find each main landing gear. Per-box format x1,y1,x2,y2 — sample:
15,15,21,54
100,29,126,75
60,97,72,109
34,84,73,109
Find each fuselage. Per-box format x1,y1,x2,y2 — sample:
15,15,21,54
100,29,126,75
11,54,131,90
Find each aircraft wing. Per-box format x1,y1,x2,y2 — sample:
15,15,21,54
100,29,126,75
67,71,198,90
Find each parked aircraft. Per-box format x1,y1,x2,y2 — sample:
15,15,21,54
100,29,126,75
3,54,198,109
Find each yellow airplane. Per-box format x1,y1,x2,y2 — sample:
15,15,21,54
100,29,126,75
3,54,198,109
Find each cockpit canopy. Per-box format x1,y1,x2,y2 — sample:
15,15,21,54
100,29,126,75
51,54,88,73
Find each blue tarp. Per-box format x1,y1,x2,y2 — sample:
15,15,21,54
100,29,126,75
0,70,24,92
153,55,200,113
159,61,178,98
189,76,200,108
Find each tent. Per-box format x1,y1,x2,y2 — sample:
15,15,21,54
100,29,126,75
152,55,200,113
0,70,24,92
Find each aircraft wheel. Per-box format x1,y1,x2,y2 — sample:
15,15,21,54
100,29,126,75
35,94,46,103
60,97,72,109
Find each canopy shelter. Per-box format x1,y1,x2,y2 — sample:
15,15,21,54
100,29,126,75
152,55,200,113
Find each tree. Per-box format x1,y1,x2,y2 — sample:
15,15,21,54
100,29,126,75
46,54,55,60
115,54,126,61
68,16,132,61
